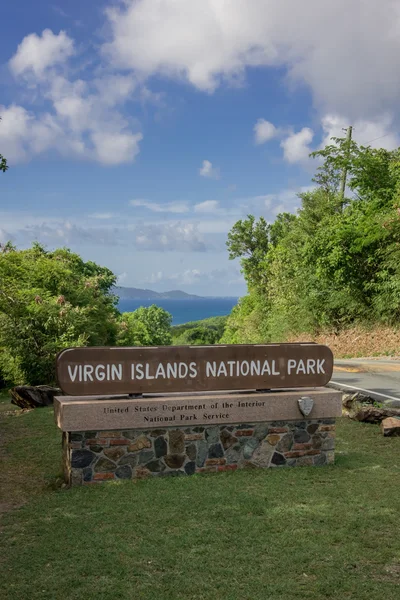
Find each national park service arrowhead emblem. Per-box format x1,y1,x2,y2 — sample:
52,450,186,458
298,396,314,417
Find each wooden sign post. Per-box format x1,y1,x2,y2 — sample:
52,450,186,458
56,343,334,396
54,343,341,485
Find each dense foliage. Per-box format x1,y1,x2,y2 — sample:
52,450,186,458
0,154,7,173
118,305,172,347
0,243,119,385
223,137,400,343
172,316,227,345
0,244,173,386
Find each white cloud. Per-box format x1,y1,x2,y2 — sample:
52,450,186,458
93,75,137,107
0,96,142,166
130,199,189,213
17,220,122,246
280,128,314,164
254,114,400,164
0,105,38,162
254,119,278,144
134,222,207,252
7,5,400,171
194,200,220,213
91,131,142,165
321,114,400,150
269,113,400,166
0,213,209,252
9,29,74,79
2,30,143,166
199,160,220,179
0,181,317,259
104,0,400,121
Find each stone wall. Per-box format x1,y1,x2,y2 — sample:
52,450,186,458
64,418,336,485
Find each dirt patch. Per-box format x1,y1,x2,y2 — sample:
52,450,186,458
290,326,400,358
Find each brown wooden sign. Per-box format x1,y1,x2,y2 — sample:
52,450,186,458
56,343,333,396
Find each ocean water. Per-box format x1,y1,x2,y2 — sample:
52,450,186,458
117,297,238,325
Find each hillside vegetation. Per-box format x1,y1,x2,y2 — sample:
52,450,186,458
0,243,172,387
171,316,228,345
222,136,400,348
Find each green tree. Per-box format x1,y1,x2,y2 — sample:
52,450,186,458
171,316,228,345
118,305,172,347
220,295,269,344
175,326,219,346
0,155,7,173
0,243,118,385
224,135,400,343
226,215,270,287
310,135,358,195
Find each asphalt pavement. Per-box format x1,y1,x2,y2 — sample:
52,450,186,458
330,358,400,407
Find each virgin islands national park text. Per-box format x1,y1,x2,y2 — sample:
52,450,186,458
57,343,333,395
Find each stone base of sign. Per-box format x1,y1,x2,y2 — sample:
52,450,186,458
62,418,337,485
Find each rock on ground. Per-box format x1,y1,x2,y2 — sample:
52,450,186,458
342,392,400,423
9,385,62,409
380,417,400,436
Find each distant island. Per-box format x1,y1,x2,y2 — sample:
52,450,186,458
114,286,202,300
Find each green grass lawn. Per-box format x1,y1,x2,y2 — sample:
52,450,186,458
1,391,399,600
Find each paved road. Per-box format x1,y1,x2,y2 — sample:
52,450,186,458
330,358,400,406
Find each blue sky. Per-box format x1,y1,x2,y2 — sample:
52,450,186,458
1,1,400,296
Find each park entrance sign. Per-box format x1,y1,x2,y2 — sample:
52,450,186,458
54,342,341,485
56,343,333,396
